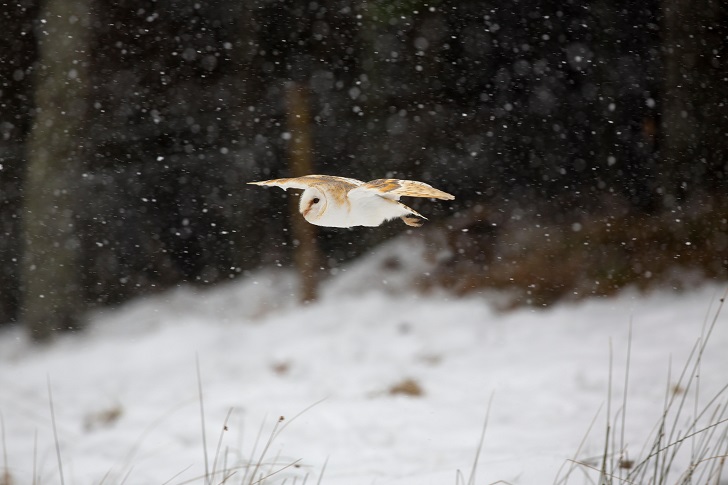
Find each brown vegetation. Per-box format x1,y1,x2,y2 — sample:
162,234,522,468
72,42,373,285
420,195,728,308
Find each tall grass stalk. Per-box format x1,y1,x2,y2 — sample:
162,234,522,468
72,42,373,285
562,289,728,484
1,412,10,485
196,356,211,485
46,376,65,485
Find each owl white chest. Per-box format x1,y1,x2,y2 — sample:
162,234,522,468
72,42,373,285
306,194,408,228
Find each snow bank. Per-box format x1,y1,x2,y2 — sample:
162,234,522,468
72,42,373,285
1,242,726,484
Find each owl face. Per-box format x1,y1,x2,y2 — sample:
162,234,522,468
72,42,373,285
299,186,327,223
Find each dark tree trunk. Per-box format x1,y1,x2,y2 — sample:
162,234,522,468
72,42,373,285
0,3,39,326
660,0,728,206
286,82,321,303
21,0,92,341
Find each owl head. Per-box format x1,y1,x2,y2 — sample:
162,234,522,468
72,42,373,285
299,186,327,223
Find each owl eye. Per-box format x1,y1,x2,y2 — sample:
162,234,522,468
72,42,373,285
312,197,320,204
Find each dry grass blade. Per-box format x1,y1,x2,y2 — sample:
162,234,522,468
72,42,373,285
618,319,632,482
238,399,325,485
197,356,211,485
250,458,302,484
211,408,235,481
46,375,65,485
467,392,495,485
32,429,38,485
0,412,10,485
565,289,728,484
565,459,640,485
635,416,728,468
553,402,605,485
629,290,728,484
316,457,328,485
247,416,284,485
240,417,267,485
600,339,613,484
161,465,193,485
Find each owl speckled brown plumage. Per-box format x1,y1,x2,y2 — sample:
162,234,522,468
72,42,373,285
248,175,454,228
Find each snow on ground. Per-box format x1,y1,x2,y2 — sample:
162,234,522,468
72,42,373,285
1,237,727,484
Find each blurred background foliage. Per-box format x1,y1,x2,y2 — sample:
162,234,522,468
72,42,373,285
1,0,726,340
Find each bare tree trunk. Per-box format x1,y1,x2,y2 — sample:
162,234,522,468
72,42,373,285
660,0,728,206
226,3,269,275
286,82,321,303
22,0,92,341
0,4,39,327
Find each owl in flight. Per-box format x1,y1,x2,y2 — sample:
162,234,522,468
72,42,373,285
249,175,454,228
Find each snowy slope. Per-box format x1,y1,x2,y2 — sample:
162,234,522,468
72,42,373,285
1,238,727,484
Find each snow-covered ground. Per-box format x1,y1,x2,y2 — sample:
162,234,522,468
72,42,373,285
1,238,727,484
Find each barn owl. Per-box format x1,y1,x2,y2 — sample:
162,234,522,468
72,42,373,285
248,175,454,228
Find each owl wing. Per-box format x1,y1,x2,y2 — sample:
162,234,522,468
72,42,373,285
248,175,364,191
349,179,454,201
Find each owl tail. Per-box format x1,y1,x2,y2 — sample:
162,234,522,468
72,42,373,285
401,214,425,227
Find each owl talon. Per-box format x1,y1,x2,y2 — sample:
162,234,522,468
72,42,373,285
401,215,425,227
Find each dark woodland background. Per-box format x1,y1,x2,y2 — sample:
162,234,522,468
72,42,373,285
1,0,727,340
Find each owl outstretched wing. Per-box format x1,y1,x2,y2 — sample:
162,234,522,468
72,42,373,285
349,179,454,201
248,175,364,191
